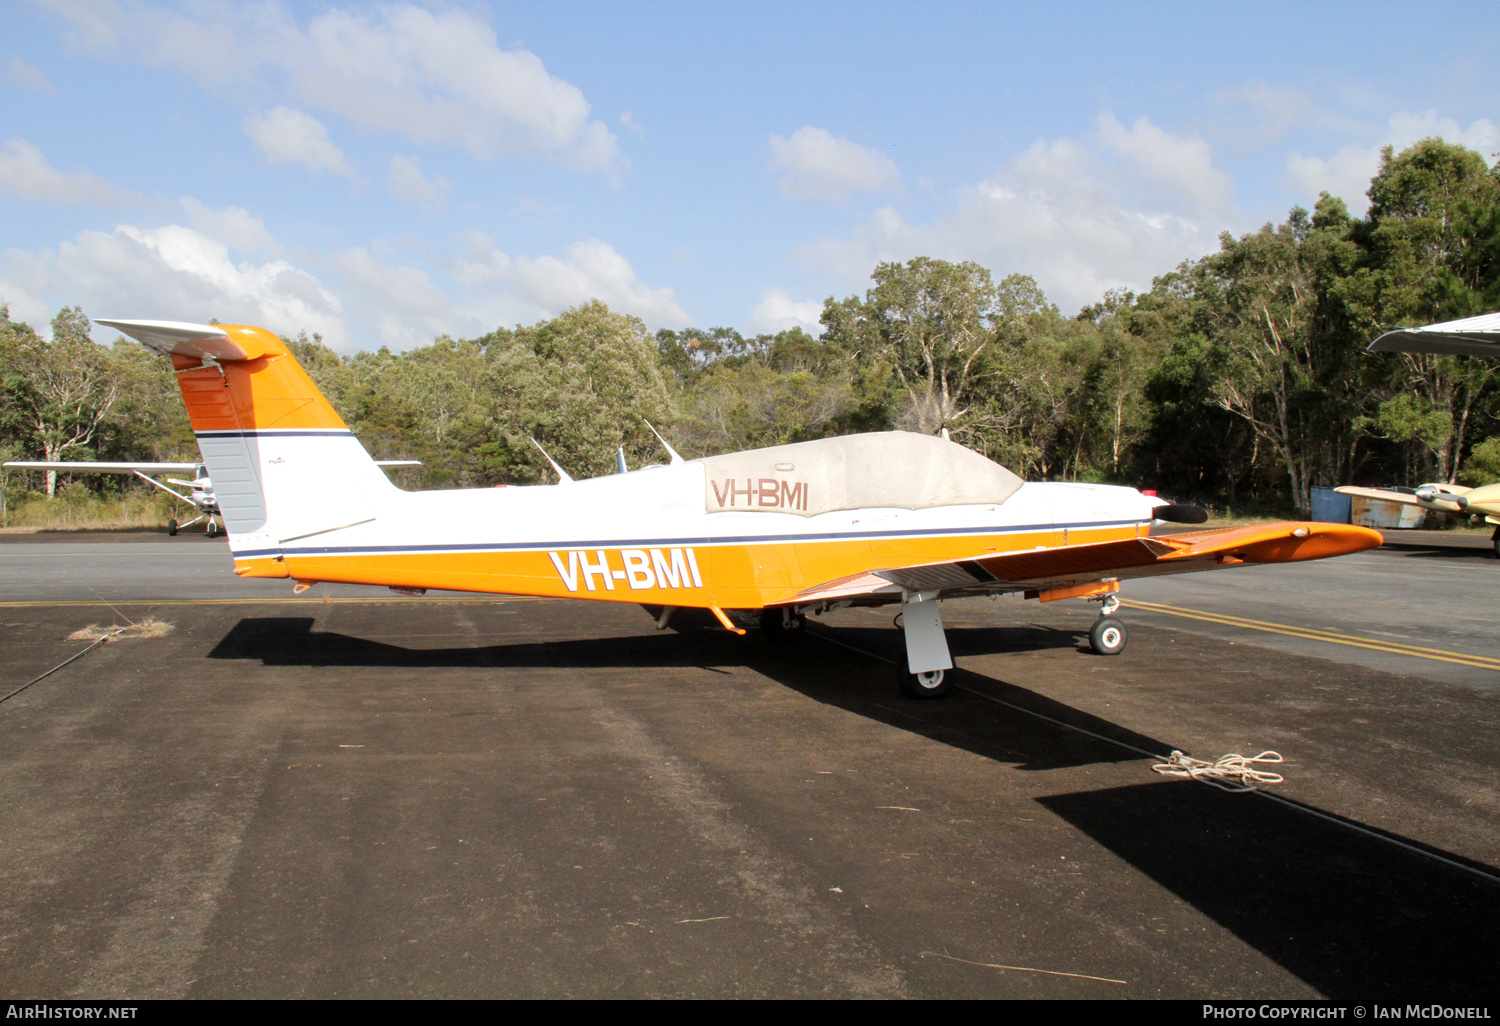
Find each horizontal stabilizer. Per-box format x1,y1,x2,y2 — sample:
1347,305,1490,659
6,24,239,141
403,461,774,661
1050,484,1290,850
96,319,265,362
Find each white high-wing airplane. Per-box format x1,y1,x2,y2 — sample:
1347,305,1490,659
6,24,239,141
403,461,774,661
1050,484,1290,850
91,317,1381,698
3,459,421,535
3,459,220,534
1338,311,1500,554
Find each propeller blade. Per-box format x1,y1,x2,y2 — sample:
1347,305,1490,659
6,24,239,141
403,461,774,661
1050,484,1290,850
1153,503,1208,524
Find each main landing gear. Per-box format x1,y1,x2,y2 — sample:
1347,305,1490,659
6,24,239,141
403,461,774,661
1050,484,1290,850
166,513,221,536
1088,593,1127,656
759,606,807,641
896,591,954,699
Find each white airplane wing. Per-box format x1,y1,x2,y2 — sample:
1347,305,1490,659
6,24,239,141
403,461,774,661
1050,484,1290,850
3,461,201,474
1367,311,1500,357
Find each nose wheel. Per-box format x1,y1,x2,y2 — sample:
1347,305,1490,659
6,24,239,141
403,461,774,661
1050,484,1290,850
1089,616,1127,655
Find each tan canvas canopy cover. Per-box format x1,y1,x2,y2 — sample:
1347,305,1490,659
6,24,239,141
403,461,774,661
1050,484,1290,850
697,431,1024,518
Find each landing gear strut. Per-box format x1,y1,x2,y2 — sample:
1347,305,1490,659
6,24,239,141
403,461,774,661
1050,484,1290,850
897,591,953,699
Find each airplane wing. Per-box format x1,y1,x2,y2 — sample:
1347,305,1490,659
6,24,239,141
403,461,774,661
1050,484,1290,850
1335,485,1443,508
1367,311,1500,357
2,461,201,474
786,522,1383,606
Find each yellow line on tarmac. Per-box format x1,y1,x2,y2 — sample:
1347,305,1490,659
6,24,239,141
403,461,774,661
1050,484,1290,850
0,596,523,609
1121,599,1500,671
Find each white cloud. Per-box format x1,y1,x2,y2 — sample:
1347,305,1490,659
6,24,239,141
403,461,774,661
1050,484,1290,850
769,126,900,202
449,234,692,330
1096,112,1235,216
243,106,354,177
0,139,142,206
179,197,281,257
325,246,471,351
50,1,621,174
1286,111,1500,215
0,222,348,348
799,116,1241,313
1209,81,1320,147
747,290,823,334
5,56,55,93
387,154,450,211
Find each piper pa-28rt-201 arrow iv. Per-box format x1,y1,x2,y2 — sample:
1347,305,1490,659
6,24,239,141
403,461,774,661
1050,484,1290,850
95,317,1383,698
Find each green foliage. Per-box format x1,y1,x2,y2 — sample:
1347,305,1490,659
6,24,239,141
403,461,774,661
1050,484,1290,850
1459,436,1500,487
3,139,1499,523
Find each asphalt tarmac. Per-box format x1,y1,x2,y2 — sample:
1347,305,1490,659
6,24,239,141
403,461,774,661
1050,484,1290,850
1,529,1497,999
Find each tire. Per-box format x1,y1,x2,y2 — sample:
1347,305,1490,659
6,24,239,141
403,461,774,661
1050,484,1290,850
1492,526,1499,558
1089,616,1127,656
206,519,218,537
759,607,806,642
167,519,178,536
899,668,952,699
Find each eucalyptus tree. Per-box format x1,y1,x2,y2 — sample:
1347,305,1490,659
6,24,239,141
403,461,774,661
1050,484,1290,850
823,258,1001,437
1339,139,1500,483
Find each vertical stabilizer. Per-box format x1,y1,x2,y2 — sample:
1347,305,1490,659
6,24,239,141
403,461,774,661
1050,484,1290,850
98,320,394,563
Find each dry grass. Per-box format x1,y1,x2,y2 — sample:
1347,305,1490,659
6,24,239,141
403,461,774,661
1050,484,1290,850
2,489,179,531
68,616,175,641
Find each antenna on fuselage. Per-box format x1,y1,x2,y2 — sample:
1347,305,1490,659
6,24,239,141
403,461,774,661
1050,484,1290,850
643,421,683,465
616,447,628,474
529,438,574,484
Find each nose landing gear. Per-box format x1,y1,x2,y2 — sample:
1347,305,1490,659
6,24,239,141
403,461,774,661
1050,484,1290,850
1088,591,1127,655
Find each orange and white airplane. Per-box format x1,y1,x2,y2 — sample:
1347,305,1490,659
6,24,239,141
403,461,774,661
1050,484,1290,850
97,317,1383,698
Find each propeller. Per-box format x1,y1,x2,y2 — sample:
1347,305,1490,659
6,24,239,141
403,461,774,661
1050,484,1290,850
1414,484,1467,507
1153,503,1208,524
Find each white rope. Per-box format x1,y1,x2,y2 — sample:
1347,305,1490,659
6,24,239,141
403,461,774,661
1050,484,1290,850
1151,750,1285,792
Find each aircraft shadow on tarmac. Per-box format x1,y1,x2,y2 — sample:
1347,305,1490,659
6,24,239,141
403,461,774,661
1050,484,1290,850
210,614,1500,998
1039,782,1500,1001
208,614,1153,773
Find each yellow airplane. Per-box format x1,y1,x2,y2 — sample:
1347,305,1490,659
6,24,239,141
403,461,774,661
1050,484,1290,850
96,318,1382,698
1338,311,1500,555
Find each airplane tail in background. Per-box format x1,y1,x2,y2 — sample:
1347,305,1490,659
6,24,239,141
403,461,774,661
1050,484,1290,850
96,320,396,557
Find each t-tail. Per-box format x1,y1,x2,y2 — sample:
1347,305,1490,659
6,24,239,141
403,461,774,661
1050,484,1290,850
97,320,395,572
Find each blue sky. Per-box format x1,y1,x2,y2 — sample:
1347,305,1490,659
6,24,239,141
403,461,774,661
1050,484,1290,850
2,0,1497,352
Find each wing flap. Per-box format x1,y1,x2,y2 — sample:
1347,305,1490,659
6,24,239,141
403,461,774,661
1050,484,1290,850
790,522,1382,605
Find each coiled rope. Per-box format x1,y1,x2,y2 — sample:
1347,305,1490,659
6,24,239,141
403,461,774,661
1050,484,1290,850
1151,750,1285,792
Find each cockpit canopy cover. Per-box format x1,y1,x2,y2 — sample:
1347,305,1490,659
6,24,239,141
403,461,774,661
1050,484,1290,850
697,430,1024,518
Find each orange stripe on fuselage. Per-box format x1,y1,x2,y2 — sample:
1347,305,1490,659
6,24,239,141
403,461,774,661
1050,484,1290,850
235,524,1141,608
170,325,347,433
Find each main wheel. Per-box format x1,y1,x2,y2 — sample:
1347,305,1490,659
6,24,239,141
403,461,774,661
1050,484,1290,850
1089,616,1127,655
167,518,178,536
1492,526,1499,558
759,607,806,642
899,668,952,699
